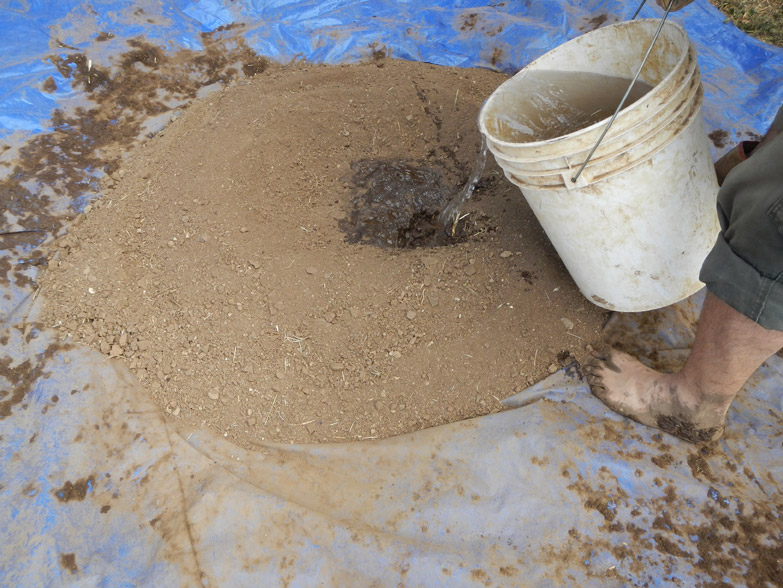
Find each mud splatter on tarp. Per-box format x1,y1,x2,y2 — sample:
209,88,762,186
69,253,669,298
0,357,47,419
53,475,96,502
552,457,783,587
458,10,505,37
708,129,729,148
0,23,268,293
0,339,74,419
59,553,78,574
578,14,618,32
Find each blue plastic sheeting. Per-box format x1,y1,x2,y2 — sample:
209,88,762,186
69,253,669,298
2,0,783,586
3,292,782,587
1,0,782,143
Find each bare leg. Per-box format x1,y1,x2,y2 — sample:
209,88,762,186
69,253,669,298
583,293,783,443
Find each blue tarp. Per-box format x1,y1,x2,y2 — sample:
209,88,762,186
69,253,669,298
2,1,782,586
2,0,782,143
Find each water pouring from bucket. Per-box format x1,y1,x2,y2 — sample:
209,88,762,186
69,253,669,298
438,135,488,236
477,19,720,312
438,0,668,238
438,71,653,237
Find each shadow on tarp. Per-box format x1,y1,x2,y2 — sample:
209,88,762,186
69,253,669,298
2,0,783,586
2,290,782,586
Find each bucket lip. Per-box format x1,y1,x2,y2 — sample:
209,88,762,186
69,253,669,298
506,79,704,190
479,19,691,150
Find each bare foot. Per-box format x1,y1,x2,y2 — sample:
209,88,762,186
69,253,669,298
582,351,728,444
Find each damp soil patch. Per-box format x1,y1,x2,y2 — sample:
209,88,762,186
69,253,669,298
340,158,468,248
38,58,609,447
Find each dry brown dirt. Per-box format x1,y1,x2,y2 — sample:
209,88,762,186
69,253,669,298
38,58,608,447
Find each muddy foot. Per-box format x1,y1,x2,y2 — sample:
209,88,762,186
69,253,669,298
582,351,727,444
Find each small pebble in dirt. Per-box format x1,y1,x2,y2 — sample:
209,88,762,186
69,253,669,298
240,227,248,233
547,363,558,374
330,362,345,371
109,344,123,358
208,391,219,400
500,250,513,258
406,310,416,320
306,266,317,275
560,317,575,330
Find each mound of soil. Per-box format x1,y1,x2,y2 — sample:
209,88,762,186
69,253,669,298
39,58,608,446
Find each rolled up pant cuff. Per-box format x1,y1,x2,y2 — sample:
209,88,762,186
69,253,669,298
700,235,783,332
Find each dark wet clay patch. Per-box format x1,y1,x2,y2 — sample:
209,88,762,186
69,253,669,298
0,341,72,420
686,452,716,482
578,13,618,32
60,553,78,574
340,159,464,248
53,475,96,502
584,493,617,522
708,129,729,148
42,76,57,93
489,47,503,67
653,533,692,558
0,358,45,419
460,13,479,31
651,453,674,469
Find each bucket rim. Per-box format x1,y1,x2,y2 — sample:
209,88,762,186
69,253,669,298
479,19,692,150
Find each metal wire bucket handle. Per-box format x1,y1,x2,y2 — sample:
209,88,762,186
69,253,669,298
570,0,676,183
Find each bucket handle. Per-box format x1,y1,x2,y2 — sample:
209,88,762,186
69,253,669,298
570,0,675,183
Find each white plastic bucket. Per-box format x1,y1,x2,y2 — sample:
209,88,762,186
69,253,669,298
479,20,720,312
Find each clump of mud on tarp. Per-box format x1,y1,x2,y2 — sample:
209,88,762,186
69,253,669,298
341,159,464,248
0,24,268,292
